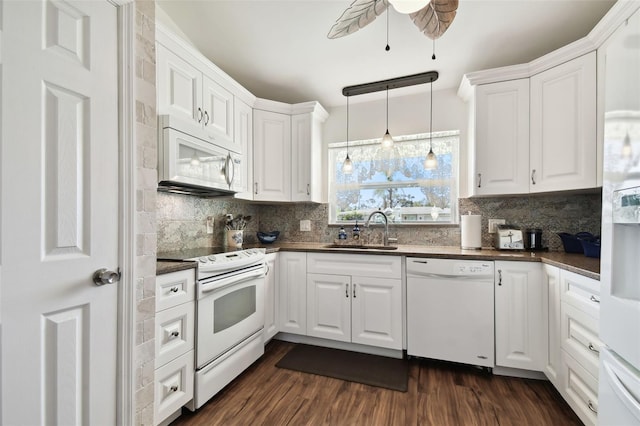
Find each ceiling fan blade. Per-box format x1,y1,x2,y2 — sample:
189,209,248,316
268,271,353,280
327,0,390,39
410,0,458,39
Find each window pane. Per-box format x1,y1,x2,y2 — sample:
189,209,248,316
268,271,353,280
328,132,459,224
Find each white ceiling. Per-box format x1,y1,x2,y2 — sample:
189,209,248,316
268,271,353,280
156,0,615,108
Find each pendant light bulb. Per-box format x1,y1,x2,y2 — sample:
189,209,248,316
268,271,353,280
190,152,201,166
342,154,353,174
424,148,438,169
382,88,394,149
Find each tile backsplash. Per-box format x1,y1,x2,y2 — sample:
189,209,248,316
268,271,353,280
157,190,602,252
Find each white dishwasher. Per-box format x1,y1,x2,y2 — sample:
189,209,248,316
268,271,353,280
407,257,495,368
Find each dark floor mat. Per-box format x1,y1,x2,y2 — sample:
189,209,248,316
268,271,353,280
275,344,408,392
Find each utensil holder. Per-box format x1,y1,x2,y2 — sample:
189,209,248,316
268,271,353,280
226,230,243,248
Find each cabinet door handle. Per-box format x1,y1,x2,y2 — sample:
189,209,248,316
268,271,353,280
197,107,203,123
204,110,210,126
498,270,502,286
254,182,258,195
588,343,600,353
170,385,178,393
587,400,597,414
307,183,310,196
531,169,536,185
590,295,600,303
477,173,482,188
353,284,357,298
345,283,349,298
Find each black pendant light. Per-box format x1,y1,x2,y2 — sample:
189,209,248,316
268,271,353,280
342,96,353,174
424,78,438,169
381,87,394,149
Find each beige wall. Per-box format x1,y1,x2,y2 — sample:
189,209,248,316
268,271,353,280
134,1,158,424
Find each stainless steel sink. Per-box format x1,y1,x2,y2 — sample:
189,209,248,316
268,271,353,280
323,244,398,251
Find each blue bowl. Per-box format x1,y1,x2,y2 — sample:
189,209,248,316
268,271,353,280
580,238,601,258
257,231,280,244
558,232,594,253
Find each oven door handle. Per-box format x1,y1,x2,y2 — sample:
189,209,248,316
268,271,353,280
200,267,265,295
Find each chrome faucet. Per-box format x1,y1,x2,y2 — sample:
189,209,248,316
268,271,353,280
364,210,390,246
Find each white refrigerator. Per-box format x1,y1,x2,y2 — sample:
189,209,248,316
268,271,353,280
598,4,640,425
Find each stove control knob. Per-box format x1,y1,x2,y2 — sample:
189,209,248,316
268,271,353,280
198,257,208,263
207,256,217,261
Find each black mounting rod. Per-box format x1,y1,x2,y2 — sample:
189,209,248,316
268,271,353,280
342,71,439,97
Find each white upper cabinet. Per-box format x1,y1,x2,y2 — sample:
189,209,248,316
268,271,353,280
253,101,328,203
233,100,253,199
253,109,292,202
156,45,202,124
459,35,601,196
530,52,597,193
472,79,530,195
157,44,235,147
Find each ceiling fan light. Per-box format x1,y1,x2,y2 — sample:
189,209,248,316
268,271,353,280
382,130,394,149
342,154,353,174
424,148,438,169
389,0,429,14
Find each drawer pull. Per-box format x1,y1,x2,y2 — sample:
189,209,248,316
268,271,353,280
590,295,600,303
170,385,178,393
588,343,599,354
170,287,179,293
587,400,597,414
170,331,180,338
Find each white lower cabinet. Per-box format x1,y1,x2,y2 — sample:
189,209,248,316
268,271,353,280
278,251,307,335
264,252,279,342
494,261,544,371
558,269,602,426
306,253,402,350
154,269,196,425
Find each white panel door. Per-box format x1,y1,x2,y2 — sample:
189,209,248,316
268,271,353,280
202,75,234,145
1,1,119,425
495,262,544,371
278,252,307,335
157,44,202,124
253,109,291,201
307,273,351,342
351,276,402,350
473,79,530,195
530,52,597,192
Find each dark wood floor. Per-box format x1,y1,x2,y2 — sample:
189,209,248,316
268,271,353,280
172,340,581,426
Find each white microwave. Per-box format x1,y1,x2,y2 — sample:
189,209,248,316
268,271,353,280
158,115,243,196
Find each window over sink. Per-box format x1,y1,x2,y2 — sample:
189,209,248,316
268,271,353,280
328,131,460,225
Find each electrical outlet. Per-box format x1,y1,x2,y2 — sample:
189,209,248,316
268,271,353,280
206,216,214,234
300,220,311,232
488,218,505,233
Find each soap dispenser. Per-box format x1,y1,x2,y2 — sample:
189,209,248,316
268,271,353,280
352,221,360,240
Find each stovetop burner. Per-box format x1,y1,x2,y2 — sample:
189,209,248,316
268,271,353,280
158,246,266,279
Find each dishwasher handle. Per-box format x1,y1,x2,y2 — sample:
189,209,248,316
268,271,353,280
407,272,494,281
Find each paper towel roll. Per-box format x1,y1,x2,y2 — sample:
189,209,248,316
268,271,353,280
461,214,482,249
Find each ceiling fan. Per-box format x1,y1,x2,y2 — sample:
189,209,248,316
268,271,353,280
327,0,458,41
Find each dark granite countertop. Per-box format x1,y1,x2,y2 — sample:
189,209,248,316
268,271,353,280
246,242,601,281
156,260,197,275
157,243,600,281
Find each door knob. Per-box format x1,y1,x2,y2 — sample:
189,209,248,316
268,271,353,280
93,268,121,286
